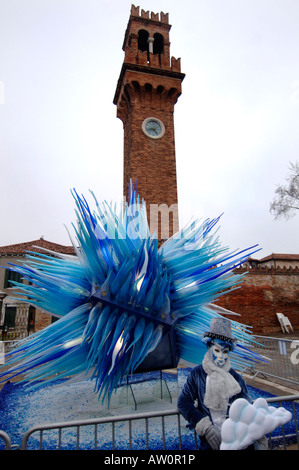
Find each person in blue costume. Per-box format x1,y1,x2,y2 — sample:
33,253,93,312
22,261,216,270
177,317,268,450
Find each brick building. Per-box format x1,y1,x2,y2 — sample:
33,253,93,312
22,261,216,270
113,4,185,240
0,238,74,339
217,257,299,335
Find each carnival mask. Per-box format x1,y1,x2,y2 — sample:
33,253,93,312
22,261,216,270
209,340,230,367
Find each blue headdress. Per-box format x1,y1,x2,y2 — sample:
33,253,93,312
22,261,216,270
0,183,263,404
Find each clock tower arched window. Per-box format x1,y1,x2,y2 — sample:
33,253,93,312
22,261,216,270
153,33,164,55
138,29,149,53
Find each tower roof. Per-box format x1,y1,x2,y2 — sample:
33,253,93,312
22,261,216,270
259,253,299,261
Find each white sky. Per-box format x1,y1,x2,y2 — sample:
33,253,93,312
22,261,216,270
0,0,298,259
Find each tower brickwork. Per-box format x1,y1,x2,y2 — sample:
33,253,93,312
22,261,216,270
113,5,185,240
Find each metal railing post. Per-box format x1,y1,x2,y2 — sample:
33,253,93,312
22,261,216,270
0,430,12,450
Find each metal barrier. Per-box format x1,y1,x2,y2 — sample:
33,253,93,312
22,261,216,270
17,394,299,450
266,394,299,450
247,335,299,385
0,430,12,450
20,409,198,451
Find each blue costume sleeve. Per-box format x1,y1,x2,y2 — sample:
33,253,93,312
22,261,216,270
177,365,210,429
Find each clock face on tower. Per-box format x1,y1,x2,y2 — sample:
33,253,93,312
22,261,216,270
142,117,165,139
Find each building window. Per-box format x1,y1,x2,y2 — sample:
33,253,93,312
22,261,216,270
153,33,164,55
4,306,16,328
4,270,22,288
138,29,149,53
28,306,35,332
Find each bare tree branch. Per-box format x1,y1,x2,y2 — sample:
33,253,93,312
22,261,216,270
270,161,299,220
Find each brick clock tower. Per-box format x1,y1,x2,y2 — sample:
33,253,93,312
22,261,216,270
113,5,185,240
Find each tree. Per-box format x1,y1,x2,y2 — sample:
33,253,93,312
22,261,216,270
270,161,299,219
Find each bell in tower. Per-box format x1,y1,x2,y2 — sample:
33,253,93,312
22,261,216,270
113,5,185,242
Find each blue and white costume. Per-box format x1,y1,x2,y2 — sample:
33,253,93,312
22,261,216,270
178,318,268,450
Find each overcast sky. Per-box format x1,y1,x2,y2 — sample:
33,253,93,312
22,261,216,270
0,0,298,259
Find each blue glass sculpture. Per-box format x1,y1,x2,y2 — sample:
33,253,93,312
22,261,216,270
0,183,263,404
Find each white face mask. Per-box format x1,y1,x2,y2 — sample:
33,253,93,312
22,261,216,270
209,342,230,368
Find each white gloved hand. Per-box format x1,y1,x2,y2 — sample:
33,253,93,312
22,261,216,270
195,416,221,450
